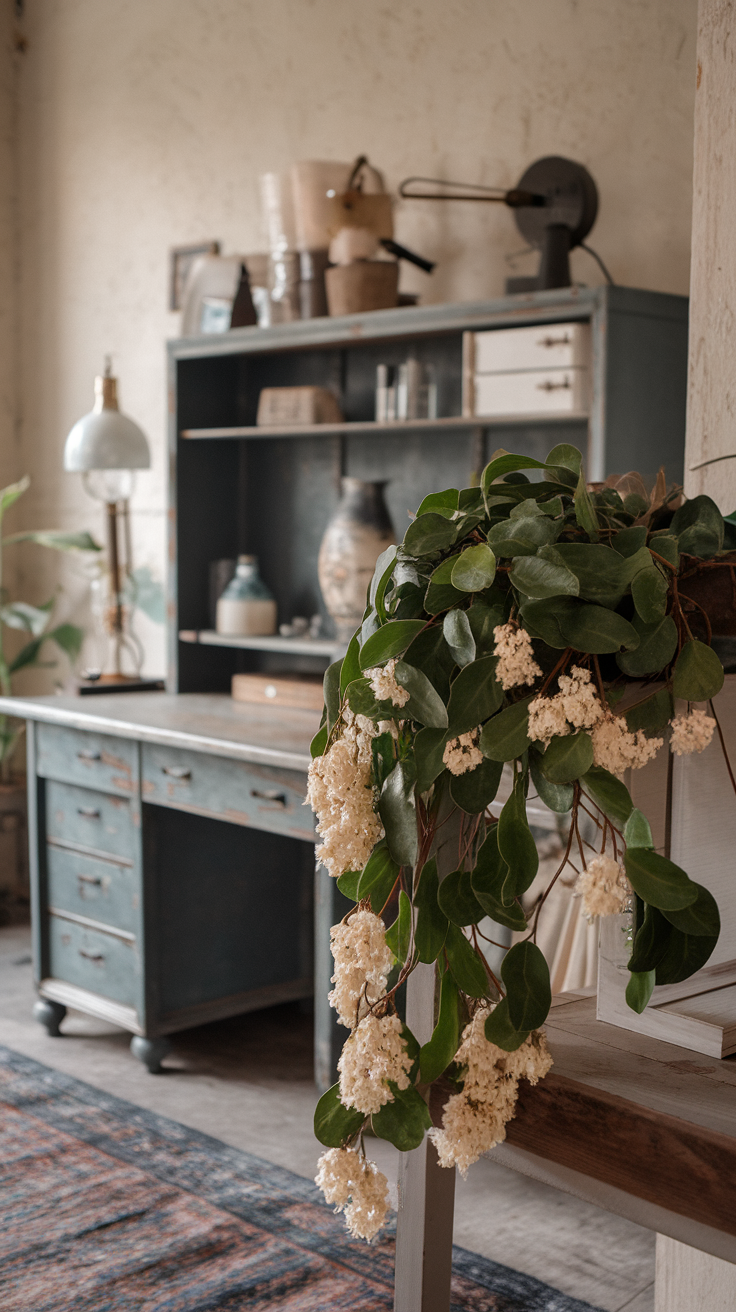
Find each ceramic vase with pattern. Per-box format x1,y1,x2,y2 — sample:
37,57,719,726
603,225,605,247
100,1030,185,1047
318,478,395,643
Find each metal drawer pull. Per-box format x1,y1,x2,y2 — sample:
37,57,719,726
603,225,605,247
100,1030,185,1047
250,788,288,807
78,948,104,962
77,807,101,819
161,766,191,780
77,750,101,762
536,377,571,392
538,333,572,347
77,874,102,887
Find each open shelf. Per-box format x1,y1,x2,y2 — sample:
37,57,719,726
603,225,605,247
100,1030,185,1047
179,630,340,658
180,412,589,441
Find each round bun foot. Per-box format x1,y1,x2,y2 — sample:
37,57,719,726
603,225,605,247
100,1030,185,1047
33,998,67,1037
130,1035,171,1074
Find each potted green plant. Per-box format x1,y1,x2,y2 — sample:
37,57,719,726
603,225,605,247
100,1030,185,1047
0,476,99,901
308,441,733,1241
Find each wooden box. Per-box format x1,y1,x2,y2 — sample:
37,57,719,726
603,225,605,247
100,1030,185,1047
256,385,343,426
597,677,736,1058
231,672,324,712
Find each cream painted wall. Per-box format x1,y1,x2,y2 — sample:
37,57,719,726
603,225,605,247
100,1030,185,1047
12,0,698,682
0,5,19,491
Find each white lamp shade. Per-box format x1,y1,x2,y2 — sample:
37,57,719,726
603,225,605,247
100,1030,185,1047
64,408,151,472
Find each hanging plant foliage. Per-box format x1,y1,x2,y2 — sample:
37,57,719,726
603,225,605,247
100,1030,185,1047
309,443,733,1241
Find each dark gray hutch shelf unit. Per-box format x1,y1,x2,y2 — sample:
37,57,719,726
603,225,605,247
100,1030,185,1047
168,285,688,694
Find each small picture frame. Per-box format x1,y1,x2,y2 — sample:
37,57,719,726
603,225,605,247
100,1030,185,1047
169,241,220,311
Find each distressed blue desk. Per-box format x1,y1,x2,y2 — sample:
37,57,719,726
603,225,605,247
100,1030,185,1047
1,692,343,1079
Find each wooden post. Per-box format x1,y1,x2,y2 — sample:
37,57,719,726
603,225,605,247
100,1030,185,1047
314,859,352,1091
394,963,456,1312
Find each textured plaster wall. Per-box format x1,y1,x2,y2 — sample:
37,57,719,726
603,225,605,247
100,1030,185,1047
13,0,698,681
0,6,18,492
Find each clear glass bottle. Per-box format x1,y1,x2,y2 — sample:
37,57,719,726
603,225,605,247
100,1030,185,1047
215,555,277,636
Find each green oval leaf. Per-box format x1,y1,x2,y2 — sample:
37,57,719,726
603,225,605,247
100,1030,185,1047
616,615,678,677
498,780,538,897
339,632,362,697
443,608,476,667
631,567,668,624
484,997,531,1052
416,489,459,516
446,655,504,736
314,1082,366,1147
624,688,674,736
509,552,580,600
336,869,362,900
559,602,640,655
414,726,449,795
369,545,399,622
661,883,721,938
655,926,719,985
420,970,460,1082
467,600,507,654
379,761,418,867
671,494,724,559
372,1084,432,1152
628,904,671,973
424,555,466,615
487,515,558,558
625,970,656,1014
471,827,508,907
359,620,427,669
323,659,343,732
540,731,594,784
414,857,449,964
394,660,449,728
310,722,328,758
445,923,489,998
623,808,653,849
450,543,496,592
479,698,532,762
581,766,633,827
529,753,573,812
357,843,400,912
438,868,484,927
501,941,551,1032
672,639,724,702
385,889,413,964
624,848,699,911
450,756,503,814
404,512,459,556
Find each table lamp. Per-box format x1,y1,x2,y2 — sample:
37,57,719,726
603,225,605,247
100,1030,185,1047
63,360,150,682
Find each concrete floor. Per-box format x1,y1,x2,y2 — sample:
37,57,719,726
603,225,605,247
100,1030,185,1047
0,923,655,1311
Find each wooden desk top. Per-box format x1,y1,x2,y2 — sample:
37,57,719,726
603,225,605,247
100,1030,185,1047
504,994,736,1254
0,693,321,773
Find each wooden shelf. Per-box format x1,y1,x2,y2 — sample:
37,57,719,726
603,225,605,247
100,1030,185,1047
180,412,589,441
179,629,340,658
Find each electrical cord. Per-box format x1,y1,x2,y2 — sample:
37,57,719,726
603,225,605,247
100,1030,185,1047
580,242,615,285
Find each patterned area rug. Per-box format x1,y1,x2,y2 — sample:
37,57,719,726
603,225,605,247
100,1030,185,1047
0,1045,601,1311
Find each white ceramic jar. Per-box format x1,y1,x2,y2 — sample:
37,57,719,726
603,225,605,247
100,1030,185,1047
215,556,277,636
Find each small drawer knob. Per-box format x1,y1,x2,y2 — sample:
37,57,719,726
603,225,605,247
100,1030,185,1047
250,788,288,808
162,765,191,780
77,874,102,887
77,750,102,762
77,807,101,819
78,948,104,963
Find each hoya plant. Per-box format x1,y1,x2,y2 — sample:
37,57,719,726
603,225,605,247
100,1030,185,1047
309,442,731,1242
0,476,100,775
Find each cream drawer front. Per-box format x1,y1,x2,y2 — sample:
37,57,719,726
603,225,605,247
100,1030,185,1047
37,722,137,797
473,368,588,416
471,322,590,373
141,744,316,842
45,780,137,861
48,913,138,1006
47,844,138,935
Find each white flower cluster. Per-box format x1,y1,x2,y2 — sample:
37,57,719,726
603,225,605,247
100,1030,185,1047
670,708,716,756
528,665,662,774
329,908,393,1029
575,855,631,921
315,1147,390,1242
493,623,542,691
307,710,384,879
365,657,410,708
338,1011,413,1115
443,729,484,776
429,1007,553,1177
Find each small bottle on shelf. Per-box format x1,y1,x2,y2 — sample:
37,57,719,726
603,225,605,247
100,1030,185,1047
215,555,277,636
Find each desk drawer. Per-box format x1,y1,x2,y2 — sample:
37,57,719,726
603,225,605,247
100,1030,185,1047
141,744,315,842
470,322,590,373
45,780,137,861
48,912,138,1006
37,723,137,796
47,845,138,935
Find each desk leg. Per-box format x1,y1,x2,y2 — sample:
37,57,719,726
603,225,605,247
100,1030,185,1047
394,962,456,1312
314,861,352,1092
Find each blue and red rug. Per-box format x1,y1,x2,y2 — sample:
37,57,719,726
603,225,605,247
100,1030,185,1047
0,1044,601,1311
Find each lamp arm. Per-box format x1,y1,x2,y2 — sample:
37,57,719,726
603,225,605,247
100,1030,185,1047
398,176,545,207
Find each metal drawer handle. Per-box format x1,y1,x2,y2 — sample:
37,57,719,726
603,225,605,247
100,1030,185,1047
77,807,101,819
536,377,571,392
250,788,288,807
538,333,572,347
78,948,104,962
77,874,102,887
77,750,101,762
162,766,191,780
